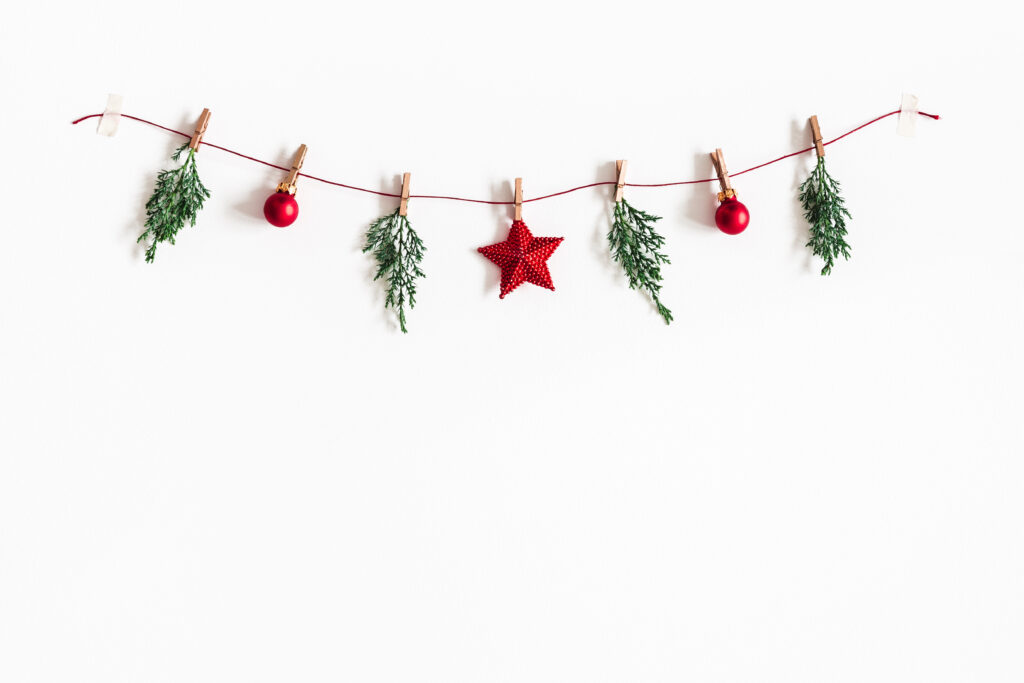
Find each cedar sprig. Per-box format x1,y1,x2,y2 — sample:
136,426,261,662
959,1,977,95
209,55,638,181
608,199,673,324
138,143,211,263
799,156,852,276
363,209,426,333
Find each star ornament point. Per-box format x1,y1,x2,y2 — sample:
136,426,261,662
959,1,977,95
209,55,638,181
478,221,564,299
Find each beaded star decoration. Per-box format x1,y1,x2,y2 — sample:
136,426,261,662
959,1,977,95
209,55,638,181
478,221,564,298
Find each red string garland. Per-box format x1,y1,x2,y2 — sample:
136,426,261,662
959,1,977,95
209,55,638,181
71,109,939,205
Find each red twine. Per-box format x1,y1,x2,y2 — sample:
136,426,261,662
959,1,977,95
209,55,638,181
71,109,940,205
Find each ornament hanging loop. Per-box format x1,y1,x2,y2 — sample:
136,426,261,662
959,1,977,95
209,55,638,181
809,115,825,158
188,108,211,150
277,144,308,195
514,177,523,221
614,160,628,203
710,148,735,202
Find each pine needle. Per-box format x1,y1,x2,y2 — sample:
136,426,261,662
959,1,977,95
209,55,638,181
608,199,673,324
137,144,211,263
363,209,426,333
799,157,852,276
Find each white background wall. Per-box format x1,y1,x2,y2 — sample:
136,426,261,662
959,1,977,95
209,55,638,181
1,1,1022,681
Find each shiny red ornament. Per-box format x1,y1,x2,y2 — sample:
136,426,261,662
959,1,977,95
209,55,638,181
264,192,299,228
715,196,750,235
478,220,564,298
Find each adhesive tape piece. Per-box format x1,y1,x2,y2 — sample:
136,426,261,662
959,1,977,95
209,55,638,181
97,94,123,137
897,93,919,138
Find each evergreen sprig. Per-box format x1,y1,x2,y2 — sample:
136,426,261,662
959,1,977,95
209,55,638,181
608,199,673,324
799,157,852,276
138,143,211,263
363,209,426,333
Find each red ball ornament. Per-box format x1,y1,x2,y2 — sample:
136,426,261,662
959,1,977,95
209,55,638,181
264,192,299,228
715,196,750,235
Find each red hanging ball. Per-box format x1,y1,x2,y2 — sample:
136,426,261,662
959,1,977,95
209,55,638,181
264,192,299,228
715,197,750,235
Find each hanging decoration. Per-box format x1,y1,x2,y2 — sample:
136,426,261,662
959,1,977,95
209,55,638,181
709,148,750,235
607,161,673,324
362,174,426,333
73,97,940,330
799,116,852,275
136,109,212,262
478,179,564,298
264,145,307,228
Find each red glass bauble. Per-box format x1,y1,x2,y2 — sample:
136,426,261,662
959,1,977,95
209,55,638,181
715,197,750,235
264,192,299,227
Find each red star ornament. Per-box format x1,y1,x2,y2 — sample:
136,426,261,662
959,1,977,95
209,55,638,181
478,220,564,299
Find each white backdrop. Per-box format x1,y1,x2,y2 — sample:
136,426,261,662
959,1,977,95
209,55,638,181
2,1,1023,681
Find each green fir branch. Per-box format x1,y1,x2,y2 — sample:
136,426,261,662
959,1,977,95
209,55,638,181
363,209,426,333
608,199,673,324
137,143,211,263
799,156,852,276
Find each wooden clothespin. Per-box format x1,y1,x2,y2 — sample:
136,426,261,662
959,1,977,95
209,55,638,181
614,160,628,203
514,177,523,221
709,148,734,201
809,115,825,158
188,108,211,150
277,144,308,195
399,173,411,216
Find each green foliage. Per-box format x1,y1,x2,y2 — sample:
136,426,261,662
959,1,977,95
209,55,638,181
608,199,673,324
799,157,852,276
138,144,210,263
363,209,426,333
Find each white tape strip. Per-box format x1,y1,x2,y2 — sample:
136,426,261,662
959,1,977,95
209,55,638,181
897,93,918,138
97,94,123,137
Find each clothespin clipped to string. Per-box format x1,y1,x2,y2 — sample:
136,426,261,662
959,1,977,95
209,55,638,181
188,109,211,151
710,148,750,235
264,144,307,228
809,115,825,158
709,148,733,201
399,173,411,216
514,177,523,221
614,160,628,203
278,144,308,195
